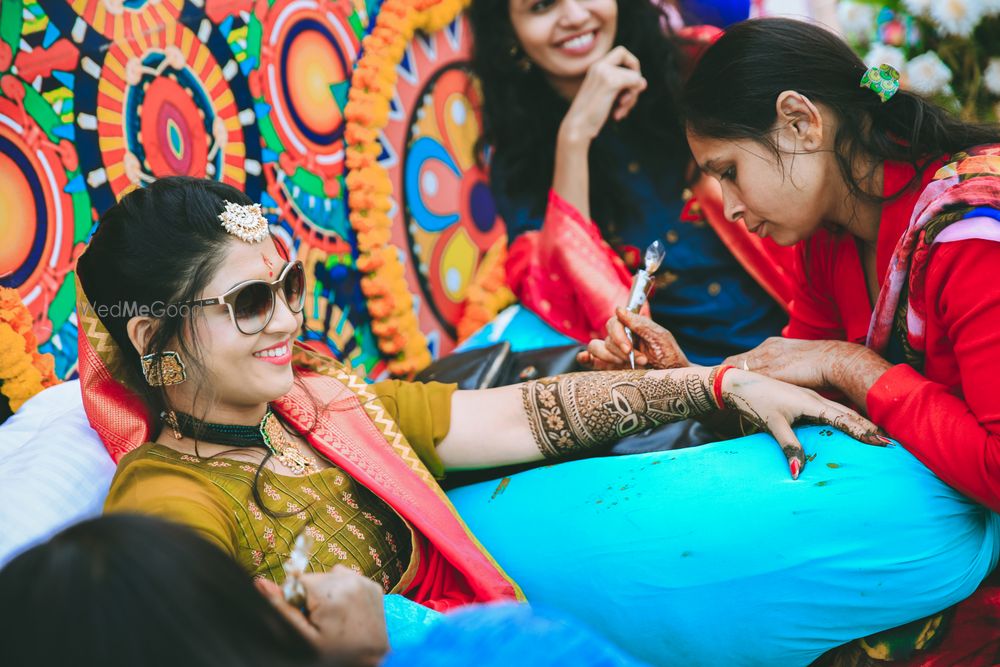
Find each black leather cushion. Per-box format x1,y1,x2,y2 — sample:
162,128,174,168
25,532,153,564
414,343,586,389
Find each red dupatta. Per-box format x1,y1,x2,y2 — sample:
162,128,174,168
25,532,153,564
75,282,522,609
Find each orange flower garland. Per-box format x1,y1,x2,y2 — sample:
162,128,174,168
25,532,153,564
0,288,59,412
345,0,470,376
456,235,516,343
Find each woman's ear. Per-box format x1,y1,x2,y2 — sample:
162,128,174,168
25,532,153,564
126,316,157,356
774,90,825,152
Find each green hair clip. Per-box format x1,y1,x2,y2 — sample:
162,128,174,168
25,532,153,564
860,64,900,103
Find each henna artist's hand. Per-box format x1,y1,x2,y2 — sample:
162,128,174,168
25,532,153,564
724,338,848,392
578,308,690,370
256,566,389,666
721,368,886,480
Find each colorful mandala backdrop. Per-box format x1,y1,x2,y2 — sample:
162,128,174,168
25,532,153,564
0,0,504,379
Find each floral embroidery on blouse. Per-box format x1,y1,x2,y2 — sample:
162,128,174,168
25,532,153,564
263,482,281,501
325,504,344,523
299,486,322,502
286,502,308,520
361,511,383,526
305,525,326,542
341,491,358,509
207,460,232,468
346,524,365,540
247,500,263,521
328,542,348,560
263,526,276,550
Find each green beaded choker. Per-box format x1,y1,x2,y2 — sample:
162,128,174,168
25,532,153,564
168,410,269,449
164,409,320,475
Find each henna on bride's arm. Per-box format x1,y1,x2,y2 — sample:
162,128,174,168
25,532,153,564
520,368,718,459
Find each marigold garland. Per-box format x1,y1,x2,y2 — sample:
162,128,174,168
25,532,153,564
0,288,59,413
345,0,471,377
456,235,516,343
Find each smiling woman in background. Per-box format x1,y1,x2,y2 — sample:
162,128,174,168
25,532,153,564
468,0,793,364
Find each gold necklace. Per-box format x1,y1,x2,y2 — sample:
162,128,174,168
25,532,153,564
260,411,319,476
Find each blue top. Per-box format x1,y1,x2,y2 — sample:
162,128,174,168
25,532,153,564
682,0,751,28
491,132,786,365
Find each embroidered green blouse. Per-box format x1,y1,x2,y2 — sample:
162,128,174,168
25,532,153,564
103,380,456,591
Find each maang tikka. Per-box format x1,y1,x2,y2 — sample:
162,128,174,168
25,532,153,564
218,201,269,243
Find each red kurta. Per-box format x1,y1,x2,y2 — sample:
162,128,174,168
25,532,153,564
783,158,1000,664
783,158,1000,510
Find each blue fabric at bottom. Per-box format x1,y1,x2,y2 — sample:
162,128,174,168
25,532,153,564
383,594,443,648
383,602,649,667
447,426,1000,667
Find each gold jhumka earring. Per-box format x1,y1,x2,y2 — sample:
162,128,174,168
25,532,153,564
141,351,187,386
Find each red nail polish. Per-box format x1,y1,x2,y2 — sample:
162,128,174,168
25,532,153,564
789,458,801,480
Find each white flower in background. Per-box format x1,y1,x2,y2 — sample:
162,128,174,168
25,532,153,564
863,44,907,73
984,58,1000,95
901,0,933,16
838,1,877,42
929,0,985,37
905,51,954,96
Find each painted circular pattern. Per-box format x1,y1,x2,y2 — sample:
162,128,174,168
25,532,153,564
282,23,347,144
74,18,261,211
398,57,504,337
259,0,357,171
67,0,186,42
0,150,38,279
0,97,76,335
254,0,361,254
140,76,209,177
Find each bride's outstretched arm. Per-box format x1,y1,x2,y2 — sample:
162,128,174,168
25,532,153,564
437,366,882,479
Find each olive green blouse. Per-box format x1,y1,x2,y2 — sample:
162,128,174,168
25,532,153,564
104,380,456,590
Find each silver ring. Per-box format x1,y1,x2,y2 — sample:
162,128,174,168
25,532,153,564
742,359,750,371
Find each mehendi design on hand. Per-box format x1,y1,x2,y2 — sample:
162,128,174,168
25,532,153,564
720,390,766,437
521,370,717,458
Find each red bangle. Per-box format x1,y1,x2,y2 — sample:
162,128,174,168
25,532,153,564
712,364,734,410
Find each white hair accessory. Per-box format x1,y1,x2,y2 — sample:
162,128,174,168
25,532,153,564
217,201,269,243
